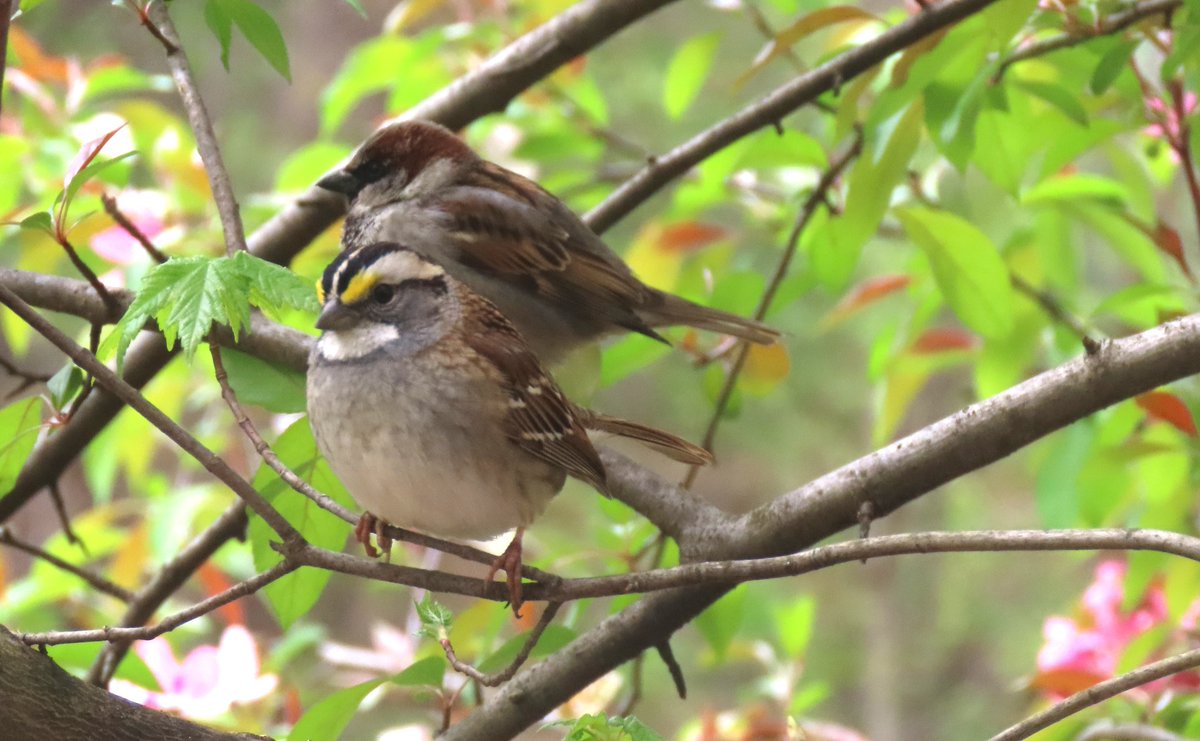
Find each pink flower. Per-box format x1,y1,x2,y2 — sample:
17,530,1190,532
110,625,278,720
1143,92,1197,146
1034,560,1200,699
89,189,167,265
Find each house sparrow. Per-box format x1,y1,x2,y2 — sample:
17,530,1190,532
317,120,779,364
306,242,711,614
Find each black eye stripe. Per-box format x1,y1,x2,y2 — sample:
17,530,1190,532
352,159,389,186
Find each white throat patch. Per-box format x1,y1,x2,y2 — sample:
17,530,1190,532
316,324,400,361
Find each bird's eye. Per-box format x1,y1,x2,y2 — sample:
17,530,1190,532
371,284,395,304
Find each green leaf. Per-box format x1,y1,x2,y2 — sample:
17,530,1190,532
221,349,307,413
391,655,446,687
116,256,249,364
1090,41,1136,95
46,364,84,409
1021,174,1130,207
1035,423,1089,527
286,677,385,741
775,595,815,659
896,207,1014,339
249,419,356,627
0,398,42,493
1016,80,1088,127
341,0,367,18
416,593,453,640
663,33,719,119
546,714,665,741
694,586,745,659
207,0,292,82
232,250,320,315
17,211,52,233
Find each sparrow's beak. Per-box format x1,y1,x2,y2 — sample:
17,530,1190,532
316,301,358,331
316,170,361,198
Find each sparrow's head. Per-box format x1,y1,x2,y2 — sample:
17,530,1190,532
314,243,455,360
316,121,475,209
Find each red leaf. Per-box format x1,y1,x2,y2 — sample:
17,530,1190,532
1153,221,1194,281
1136,391,1198,437
823,274,910,327
910,327,979,354
657,222,727,253
65,124,126,188
197,562,246,625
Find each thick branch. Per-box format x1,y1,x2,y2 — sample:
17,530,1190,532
584,0,1001,232
0,627,264,740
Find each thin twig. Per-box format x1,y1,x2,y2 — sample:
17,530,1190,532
1011,274,1101,354
17,558,297,646
89,502,248,686
992,0,1180,82
100,193,168,263
989,647,1200,741
0,525,131,601
56,236,118,313
0,284,301,542
46,481,83,550
143,2,247,256
684,131,862,487
207,342,560,585
440,602,563,686
0,354,50,399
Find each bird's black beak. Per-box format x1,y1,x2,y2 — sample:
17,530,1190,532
317,170,362,199
316,301,358,331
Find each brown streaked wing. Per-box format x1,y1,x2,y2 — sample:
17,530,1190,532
462,293,609,494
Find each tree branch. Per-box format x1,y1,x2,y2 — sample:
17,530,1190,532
0,525,132,601
584,0,1002,233
89,502,248,686
440,602,563,686
144,2,247,256
0,627,266,740
989,647,1200,741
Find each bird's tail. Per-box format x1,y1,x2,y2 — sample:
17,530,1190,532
579,411,713,466
642,291,780,345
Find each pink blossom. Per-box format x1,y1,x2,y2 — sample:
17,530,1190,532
89,190,167,265
1035,559,1200,699
110,625,277,720
1142,92,1197,145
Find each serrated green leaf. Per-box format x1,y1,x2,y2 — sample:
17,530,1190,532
663,33,719,119
209,0,291,81
221,349,307,413
286,677,384,741
896,207,1014,339
0,398,42,493
232,250,320,315
547,713,665,741
416,593,453,639
391,655,446,687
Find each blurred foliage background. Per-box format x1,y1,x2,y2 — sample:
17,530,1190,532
3,0,1200,739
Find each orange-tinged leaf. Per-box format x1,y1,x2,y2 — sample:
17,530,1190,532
1136,391,1198,437
658,222,728,253
198,562,245,625
110,523,148,590
625,223,681,291
1153,221,1194,281
1032,667,1106,695
910,327,979,354
741,343,790,395
9,26,69,83
65,124,127,189
821,274,910,328
737,6,882,86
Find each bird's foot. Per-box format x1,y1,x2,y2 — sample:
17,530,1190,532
354,512,393,561
485,528,525,618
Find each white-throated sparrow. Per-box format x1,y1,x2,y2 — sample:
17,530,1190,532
306,242,711,613
317,120,779,364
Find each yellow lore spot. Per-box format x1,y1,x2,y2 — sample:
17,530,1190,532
315,279,325,304
340,271,379,305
